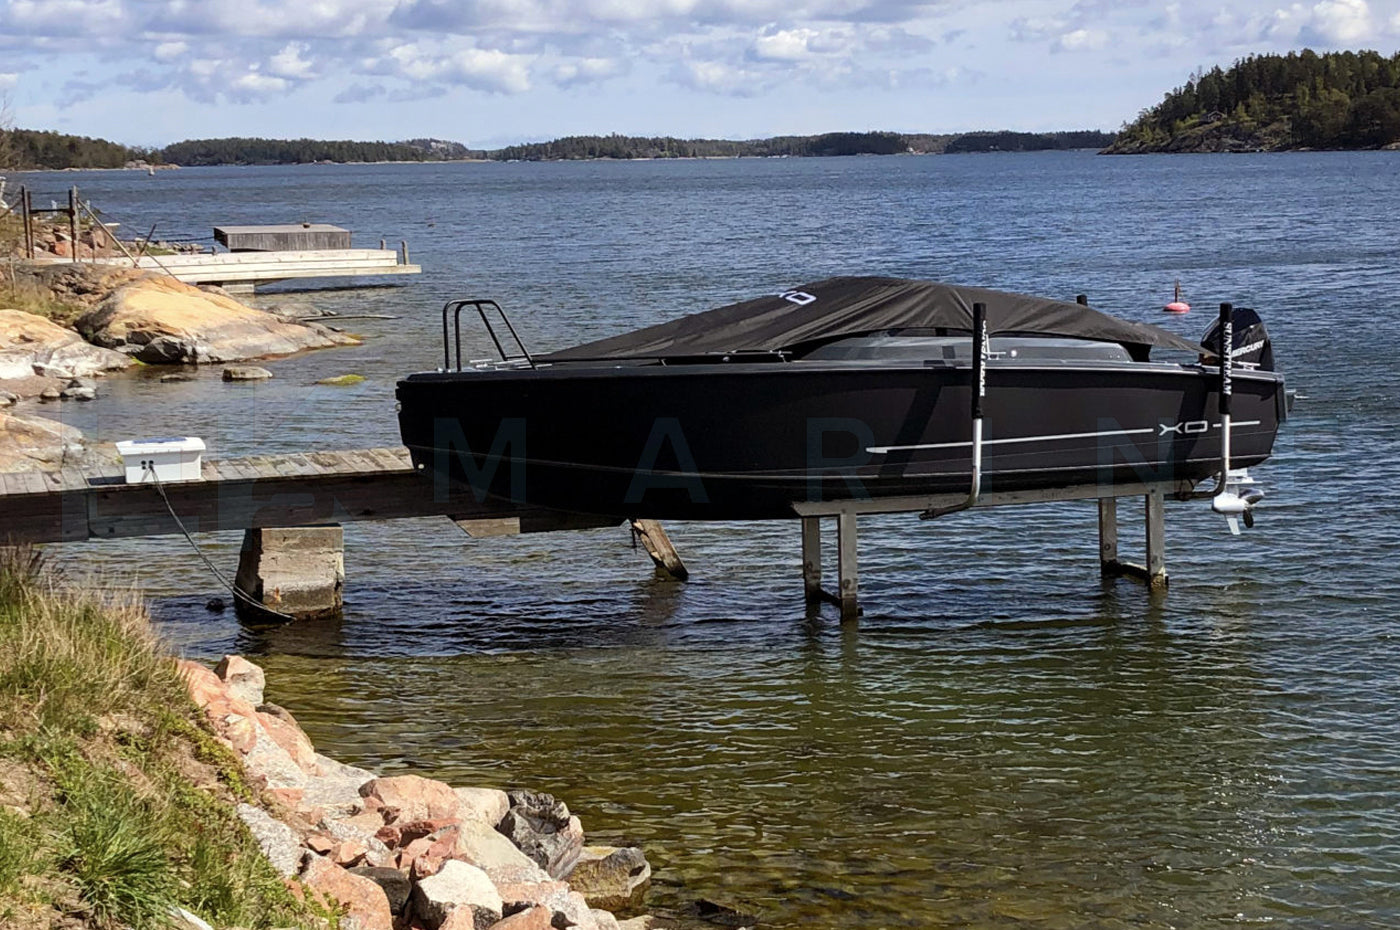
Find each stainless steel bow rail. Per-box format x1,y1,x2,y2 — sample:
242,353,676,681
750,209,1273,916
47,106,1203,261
441,299,536,371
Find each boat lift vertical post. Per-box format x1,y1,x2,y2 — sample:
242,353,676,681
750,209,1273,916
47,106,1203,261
837,511,859,622
801,516,823,604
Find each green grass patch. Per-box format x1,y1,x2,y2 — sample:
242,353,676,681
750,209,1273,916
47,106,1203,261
0,549,320,930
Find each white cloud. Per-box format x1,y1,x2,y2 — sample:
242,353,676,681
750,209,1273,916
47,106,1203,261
153,41,188,62
268,42,316,80
5,0,124,35
1053,27,1108,51
753,27,823,60
380,43,533,94
1305,0,1373,42
551,57,627,86
228,71,290,101
674,59,768,96
0,72,17,90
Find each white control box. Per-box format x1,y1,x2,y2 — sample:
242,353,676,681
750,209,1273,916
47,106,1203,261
115,437,206,484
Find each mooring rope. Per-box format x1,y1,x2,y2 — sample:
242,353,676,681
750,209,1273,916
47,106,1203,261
142,462,296,622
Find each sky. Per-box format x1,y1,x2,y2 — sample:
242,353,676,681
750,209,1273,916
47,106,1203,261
1,0,1399,150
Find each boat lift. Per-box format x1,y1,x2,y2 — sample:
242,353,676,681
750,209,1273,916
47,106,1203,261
795,301,1264,620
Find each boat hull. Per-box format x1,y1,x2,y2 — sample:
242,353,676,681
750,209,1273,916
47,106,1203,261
396,362,1285,520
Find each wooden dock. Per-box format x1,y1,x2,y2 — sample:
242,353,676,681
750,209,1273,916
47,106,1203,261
0,447,611,546
2,447,1189,620
33,249,421,291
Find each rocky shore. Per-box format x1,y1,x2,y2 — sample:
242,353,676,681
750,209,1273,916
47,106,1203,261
179,655,658,930
0,262,361,473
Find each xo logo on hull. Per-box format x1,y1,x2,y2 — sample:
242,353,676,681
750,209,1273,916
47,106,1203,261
1159,420,1209,436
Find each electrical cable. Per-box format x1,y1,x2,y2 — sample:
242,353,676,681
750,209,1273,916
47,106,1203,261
142,462,297,622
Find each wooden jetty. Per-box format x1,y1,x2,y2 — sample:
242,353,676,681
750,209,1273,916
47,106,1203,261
1,443,1186,622
0,447,612,545
33,248,421,293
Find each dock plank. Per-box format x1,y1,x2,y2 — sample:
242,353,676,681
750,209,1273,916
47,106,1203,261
283,453,324,477
59,466,89,492
365,448,411,473
15,471,47,495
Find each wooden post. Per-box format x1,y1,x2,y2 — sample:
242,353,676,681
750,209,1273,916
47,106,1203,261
1097,497,1118,571
837,510,859,621
22,188,33,259
400,240,409,265
1145,487,1167,588
380,238,386,250
68,187,79,263
801,516,822,603
630,518,688,580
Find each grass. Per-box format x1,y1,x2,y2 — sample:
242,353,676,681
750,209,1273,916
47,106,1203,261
0,264,84,323
0,548,322,930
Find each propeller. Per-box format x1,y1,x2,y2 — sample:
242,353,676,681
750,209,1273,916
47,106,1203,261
1211,469,1265,535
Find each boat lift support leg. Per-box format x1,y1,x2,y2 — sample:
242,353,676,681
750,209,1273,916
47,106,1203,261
837,511,860,622
1097,488,1168,590
799,513,860,619
802,516,823,604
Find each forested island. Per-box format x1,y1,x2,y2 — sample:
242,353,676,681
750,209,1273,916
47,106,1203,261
12,47,1400,168
1108,49,1400,153
0,128,1113,171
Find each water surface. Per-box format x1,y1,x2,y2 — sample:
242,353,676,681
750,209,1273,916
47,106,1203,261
23,152,1400,927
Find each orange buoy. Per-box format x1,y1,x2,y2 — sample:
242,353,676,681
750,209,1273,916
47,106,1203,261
1163,280,1190,313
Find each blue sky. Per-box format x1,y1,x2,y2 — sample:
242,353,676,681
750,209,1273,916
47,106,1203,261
2,0,1398,150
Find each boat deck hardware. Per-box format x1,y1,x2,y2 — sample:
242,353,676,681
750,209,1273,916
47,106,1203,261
441,298,535,372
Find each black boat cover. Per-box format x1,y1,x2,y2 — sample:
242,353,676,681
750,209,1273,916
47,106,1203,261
541,276,1204,362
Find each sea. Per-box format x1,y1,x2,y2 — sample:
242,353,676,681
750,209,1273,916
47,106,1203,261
17,151,1400,928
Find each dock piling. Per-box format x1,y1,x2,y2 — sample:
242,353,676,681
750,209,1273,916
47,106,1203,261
234,526,345,622
630,519,688,580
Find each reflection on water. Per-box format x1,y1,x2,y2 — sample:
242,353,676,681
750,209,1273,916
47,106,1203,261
26,152,1400,927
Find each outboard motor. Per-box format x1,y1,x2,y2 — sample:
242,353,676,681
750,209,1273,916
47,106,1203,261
1199,304,1275,534
1200,306,1273,371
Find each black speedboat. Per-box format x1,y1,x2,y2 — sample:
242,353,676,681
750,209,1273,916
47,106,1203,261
397,277,1286,521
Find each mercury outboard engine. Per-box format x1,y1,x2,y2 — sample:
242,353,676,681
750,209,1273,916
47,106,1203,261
1200,306,1274,370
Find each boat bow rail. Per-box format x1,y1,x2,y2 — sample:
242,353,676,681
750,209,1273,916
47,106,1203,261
441,298,536,371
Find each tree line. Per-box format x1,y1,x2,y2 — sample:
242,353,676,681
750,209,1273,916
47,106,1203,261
157,137,484,166
484,130,1111,160
1113,49,1400,151
1,128,1115,171
1,129,154,170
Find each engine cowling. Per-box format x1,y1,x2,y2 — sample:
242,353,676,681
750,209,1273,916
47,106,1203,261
1201,306,1273,371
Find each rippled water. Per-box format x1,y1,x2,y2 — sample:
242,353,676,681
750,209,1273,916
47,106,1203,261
22,152,1400,927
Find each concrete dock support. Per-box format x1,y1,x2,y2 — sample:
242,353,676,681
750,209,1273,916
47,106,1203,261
234,525,345,621
1098,491,1168,589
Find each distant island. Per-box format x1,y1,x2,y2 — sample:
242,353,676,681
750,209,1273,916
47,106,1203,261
1108,49,1400,153
0,129,1115,171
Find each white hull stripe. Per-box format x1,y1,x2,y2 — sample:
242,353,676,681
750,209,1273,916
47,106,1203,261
868,421,1262,455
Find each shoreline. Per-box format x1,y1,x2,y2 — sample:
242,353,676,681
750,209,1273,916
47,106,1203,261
180,654,664,930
